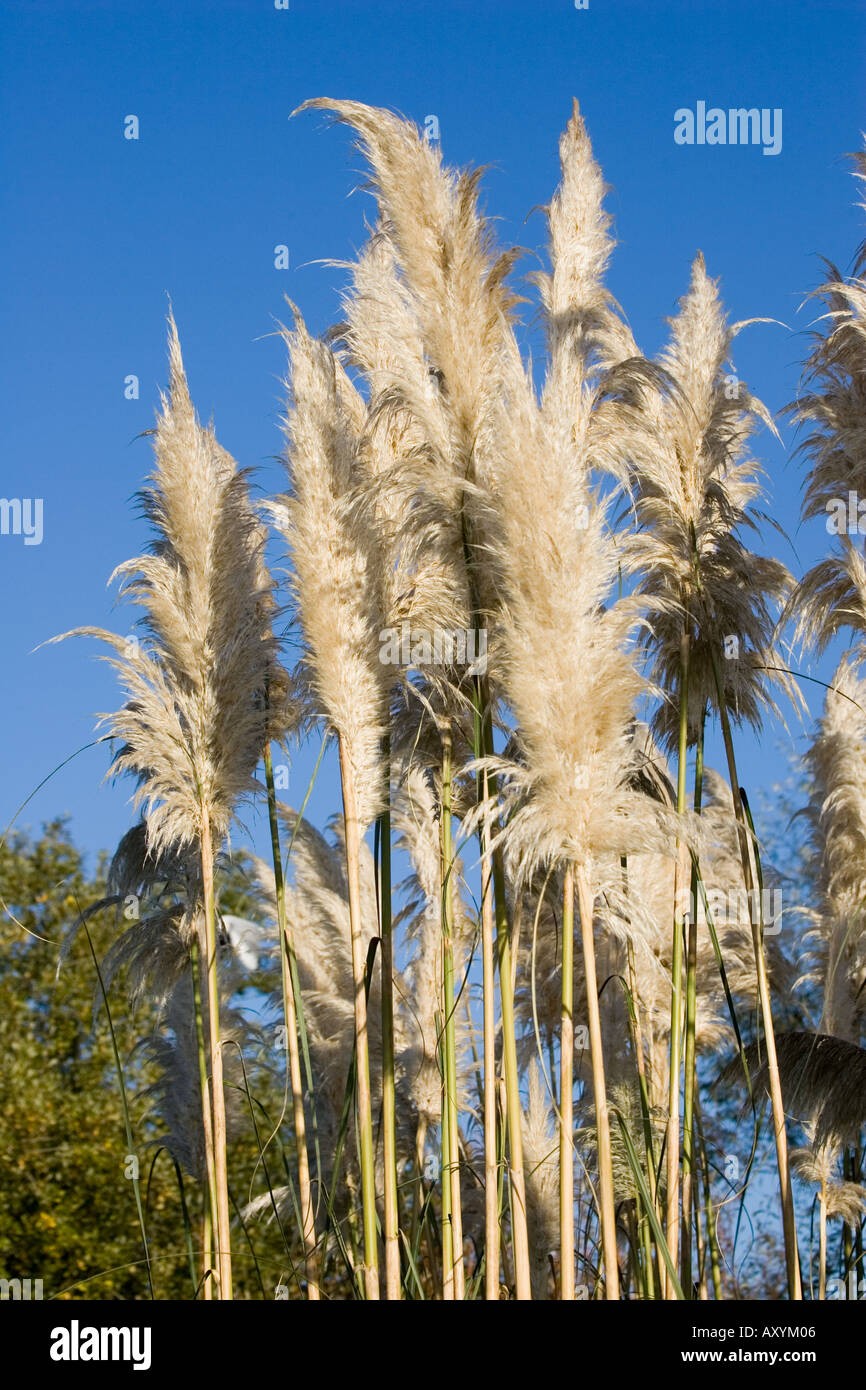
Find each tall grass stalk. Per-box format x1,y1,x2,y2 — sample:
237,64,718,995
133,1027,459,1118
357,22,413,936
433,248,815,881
681,713,705,1294
575,863,619,1298
440,726,465,1298
190,935,219,1296
200,817,233,1299
81,916,155,1300
338,737,380,1300
696,1105,723,1299
58,316,282,1300
711,654,802,1299
474,674,531,1299
665,630,690,1295
491,830,532,1299
624,928,660,1297
377,734,400,1299
690,1140,707,1299
819,1176,828,1300
437,1003,454,1300
201,1208,213,1300
560,866,575,1299
851,1148,863,1291
472,682,502,1299
262,743,319,1299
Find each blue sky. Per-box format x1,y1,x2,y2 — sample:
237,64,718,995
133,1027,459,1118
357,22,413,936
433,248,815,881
1,0,865,866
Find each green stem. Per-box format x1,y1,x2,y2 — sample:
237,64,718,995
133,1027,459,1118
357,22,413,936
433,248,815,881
440,727,465,1299
190,934,219,1297
437,1005,453,1298
200,813,233,1300
696,1104,723,1299
263,741,319,1299
576,863,619,1298
853,1145,864,1293
81,918,154,1300
378,733,400,1298
471,677,502,1299
665,627,690,1295
689,524,799,1298
681,711,705,1295
712,671,801,1300
819,1182,828,1300
479,679,532,1300
171,1157,198,1297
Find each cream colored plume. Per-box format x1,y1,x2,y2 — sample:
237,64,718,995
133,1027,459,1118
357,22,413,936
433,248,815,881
55,315,281,858
339,230,472,651
522,1061,559,1300
296,98,520,623
536,98,637,482
475,359,664,882
786,145,866,654
391,759,475,1129
272,309,389,830
803,655,866,1043
140,959,251,1181
620,253,794,752
249,809,383,1184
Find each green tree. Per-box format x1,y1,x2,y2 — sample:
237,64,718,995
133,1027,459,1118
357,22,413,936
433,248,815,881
0,820,295,1300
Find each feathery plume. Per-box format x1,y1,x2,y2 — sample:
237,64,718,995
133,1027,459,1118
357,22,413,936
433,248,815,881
522,1062,559,1300
786,145,866,653
272,306,390,1296
62,316,280,857
621,253,793,751
57,315,283,1298
803,655,866,1042
273,309,389,829
536,97,637,480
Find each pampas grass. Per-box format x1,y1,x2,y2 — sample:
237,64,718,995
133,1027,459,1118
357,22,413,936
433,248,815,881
803,656,866,1043
616,250,801,1296
471,298,668,1298
272,309,390,1298
59,315,281,1299
297,95,531,1296
46,102,866,1304
785,145,866,655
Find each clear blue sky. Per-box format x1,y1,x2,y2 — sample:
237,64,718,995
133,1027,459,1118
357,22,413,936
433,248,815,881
1,0,864,866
